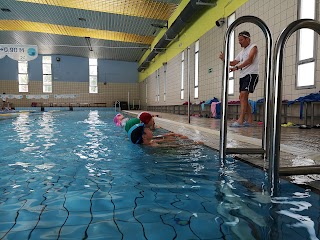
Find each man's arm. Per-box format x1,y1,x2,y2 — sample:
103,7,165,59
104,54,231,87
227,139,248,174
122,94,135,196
230,46,257,72
230,59,240,66
219,51,240,66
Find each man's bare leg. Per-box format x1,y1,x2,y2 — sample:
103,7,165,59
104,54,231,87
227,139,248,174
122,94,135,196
246,103,253,123
237,91,249,124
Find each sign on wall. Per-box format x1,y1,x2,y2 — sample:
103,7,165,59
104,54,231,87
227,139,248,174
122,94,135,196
0,44,38,61
0,94,23,99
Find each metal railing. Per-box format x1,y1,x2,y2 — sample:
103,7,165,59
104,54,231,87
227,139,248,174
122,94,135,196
132,99,141,110
114,100,121,112
268,19,320,196
219,16,273,164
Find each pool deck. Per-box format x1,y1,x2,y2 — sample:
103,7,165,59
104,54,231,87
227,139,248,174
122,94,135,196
124,110,320,192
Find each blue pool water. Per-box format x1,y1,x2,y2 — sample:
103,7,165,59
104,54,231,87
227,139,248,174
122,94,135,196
0,109,319,240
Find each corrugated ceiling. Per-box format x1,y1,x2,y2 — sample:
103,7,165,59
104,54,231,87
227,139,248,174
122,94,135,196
0,0,183,62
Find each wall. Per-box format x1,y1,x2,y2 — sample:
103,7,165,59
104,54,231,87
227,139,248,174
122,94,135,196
0,80,139,107
138,0,247,81
0,55,139,107
99,60,138,83
139,0,320,110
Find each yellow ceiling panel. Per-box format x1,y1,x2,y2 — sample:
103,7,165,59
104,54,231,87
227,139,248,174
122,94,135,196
0,20,154,45
17,0,177,20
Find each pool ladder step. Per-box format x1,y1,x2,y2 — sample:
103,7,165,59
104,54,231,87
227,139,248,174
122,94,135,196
226,148,265,154
279,165,320,176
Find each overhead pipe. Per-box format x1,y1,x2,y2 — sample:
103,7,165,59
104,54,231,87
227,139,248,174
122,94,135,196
138,0,217,72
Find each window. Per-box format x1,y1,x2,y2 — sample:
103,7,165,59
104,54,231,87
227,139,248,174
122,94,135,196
163,62,167,102
18,61,28,92
43,56,52,93
89,58,98,93
145,80,148,104
156,69,160,102
297,0,316,88
194,40,199,99
181,51,185,100
228,13,236,95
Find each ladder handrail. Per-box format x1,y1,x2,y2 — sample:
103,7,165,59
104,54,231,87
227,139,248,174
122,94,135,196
219,16,273,165
268,19,320,196
114,100,121,112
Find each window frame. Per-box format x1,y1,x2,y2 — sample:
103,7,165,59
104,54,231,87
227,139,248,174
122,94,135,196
227,12,236,96
163,62,167,102
194,40,199,99
145,80,148,104
296,0,317,89
155,69,160,102
18,61,29,93
42,56,52,93
181,51,185,100
89,58,98,93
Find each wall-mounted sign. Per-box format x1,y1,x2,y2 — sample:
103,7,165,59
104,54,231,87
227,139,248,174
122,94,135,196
0,44,38,61
0,94,23,99
26,95,49,99
54,94,77,99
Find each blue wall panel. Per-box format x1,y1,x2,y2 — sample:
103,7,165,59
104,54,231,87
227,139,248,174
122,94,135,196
0,57,17,80
0,55,139,83
28,56,42,81
99,59,138,83
52,55,88,82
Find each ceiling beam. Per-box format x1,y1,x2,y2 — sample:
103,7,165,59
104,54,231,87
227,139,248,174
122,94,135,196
17,0,178,20
0,20,154,45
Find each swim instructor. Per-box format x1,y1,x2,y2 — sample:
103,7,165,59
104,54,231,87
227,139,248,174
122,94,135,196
219,31,259,127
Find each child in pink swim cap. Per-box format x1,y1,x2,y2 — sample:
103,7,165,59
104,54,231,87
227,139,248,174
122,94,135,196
113,113,129,127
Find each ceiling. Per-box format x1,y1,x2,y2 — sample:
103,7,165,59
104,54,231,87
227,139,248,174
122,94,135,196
0,0,183,62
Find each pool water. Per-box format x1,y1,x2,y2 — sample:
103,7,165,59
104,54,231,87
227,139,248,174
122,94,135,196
0,110,319,240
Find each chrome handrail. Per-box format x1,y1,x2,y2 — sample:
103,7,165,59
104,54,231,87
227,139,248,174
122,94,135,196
219,16,273,165
114,100,121,112
268,19,320,196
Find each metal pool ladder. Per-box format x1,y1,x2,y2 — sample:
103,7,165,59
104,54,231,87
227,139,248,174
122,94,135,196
114,100,121,112
268,19,320,196
219,16,273,162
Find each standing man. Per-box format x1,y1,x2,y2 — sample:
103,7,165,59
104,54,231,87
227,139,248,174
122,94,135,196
219,31,259,127
1,93,7,110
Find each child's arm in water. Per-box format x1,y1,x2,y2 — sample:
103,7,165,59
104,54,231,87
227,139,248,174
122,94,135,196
142,128,202,147
146,141,204,148
144,137,204,147
153,132,188,139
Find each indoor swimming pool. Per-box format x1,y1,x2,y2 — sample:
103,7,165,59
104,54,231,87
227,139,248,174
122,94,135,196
0,109,319,240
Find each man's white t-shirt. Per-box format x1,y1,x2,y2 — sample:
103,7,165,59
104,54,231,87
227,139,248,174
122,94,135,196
1,95,6,102
235,43,259,78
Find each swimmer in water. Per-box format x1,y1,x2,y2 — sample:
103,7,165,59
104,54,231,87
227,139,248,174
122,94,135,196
128,123,203,147
113,113,129,127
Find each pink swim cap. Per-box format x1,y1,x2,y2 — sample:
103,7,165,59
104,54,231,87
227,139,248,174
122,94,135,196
113,113,122,125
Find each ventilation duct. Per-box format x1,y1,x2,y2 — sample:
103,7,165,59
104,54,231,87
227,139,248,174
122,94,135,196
138,0,217,72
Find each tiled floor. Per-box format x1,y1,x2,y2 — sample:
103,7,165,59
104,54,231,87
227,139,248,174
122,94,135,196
124,110,320,192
